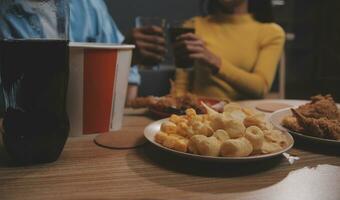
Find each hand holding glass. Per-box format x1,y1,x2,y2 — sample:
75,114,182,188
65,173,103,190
170,20,196,69
133,17,167,67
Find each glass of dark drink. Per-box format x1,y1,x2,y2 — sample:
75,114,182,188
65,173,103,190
136,17,166,30
135,16,166,68
0,0,69,165
169,20,196,69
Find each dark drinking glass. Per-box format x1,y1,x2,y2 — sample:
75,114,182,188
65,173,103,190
169,20,195,69
0,0,69,165
169,27,195,44
135,16,166,68
169,25,195,69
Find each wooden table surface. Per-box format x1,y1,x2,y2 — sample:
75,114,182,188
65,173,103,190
0,105,340,200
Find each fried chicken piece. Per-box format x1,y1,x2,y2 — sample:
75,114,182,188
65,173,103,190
292,109,340,140
296,94,340,120
154,96,179,108
282,116,305,133
127,94,207,115
126,96,159,108
127,95,180,109
176,93,206,114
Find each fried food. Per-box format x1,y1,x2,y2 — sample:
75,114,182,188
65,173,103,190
156,132,189,153
245,126,264,151
282,116,305,133
127,96,159,108
220,137,253,157
213,129,230,142
296,94,340,120
282,94,340,141
292,109,340,140
188,134,222,156
261,141,283,154
155,103,290,157
127,93,206,115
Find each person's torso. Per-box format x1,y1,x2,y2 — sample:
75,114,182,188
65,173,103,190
0,0,123,43
28,0,58,38
191,15,275,100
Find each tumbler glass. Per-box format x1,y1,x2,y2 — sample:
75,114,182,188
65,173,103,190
169,20,196,69
0,0,70,165
135,16,166,69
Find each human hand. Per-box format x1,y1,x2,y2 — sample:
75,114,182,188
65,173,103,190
126,26,166,66
174,33,221,73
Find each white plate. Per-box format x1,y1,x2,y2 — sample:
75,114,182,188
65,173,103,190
270,108,340,146
144,118,294,163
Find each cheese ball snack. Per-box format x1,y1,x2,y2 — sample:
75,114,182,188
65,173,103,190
213,129,230,142
220,137,253,157
154,104,290,157
196,136,221,157
188,135,207,154
245,126,264,151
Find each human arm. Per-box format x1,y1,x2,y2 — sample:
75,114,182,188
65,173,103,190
216,24,285,98
174,33,222,73
173,33,221,96
174,24,285,98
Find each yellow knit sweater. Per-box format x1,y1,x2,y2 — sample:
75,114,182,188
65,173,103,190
174,14,285,100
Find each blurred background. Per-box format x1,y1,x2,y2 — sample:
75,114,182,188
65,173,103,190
106,0,340,101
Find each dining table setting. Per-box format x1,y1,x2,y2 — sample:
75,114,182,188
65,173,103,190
1,0,340,200
0,97,339,200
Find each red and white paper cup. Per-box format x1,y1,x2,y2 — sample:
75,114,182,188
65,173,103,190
68,42,135,136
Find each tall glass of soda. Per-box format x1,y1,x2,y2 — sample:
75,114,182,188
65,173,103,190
0,0,70,165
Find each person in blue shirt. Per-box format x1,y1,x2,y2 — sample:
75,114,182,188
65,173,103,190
0,0,166,164
0,0,166,114
0,0,166,64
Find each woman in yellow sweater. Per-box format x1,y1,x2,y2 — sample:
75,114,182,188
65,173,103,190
174,0,285,100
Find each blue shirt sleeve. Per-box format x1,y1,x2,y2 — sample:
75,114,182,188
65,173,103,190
90,0,124,43
1,0,138,85
128,66,142,85
69,0,124,43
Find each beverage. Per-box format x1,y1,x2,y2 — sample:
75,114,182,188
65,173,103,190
169,27,195,69
169,27,195,43
135,16,166,68
136,17,166,29
0,39,70,164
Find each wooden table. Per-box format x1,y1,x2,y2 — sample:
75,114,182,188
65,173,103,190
0,104,340,200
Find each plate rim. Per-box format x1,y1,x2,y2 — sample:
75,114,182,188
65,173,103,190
144,118,295,162
269,107,340,144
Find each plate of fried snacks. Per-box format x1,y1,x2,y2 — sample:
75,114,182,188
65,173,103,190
270,95,340,145
127,93,226,118
144,102,294,162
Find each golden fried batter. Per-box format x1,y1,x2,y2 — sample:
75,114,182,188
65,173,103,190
282,116,305,133
126,96,159,108
281,94,340,140
296,94,339,120
126,94,206,115
292,109,340,140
